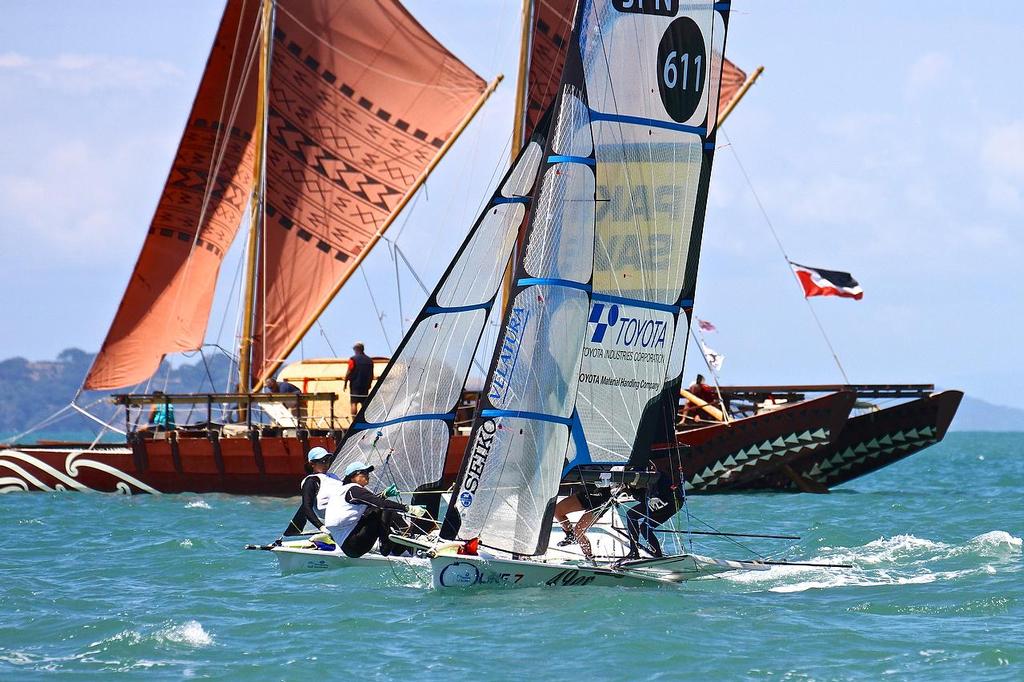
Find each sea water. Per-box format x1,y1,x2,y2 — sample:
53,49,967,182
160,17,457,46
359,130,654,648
0,432,1020,680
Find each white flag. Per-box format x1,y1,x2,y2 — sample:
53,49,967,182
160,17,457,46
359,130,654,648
700,342,725,372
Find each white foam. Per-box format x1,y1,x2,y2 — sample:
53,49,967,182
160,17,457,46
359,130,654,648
184,500,211,510
156,620,213,647
179,539,193,549
722,531,1019,593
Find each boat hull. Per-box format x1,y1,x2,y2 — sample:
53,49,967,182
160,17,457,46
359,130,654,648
649,391,856,494
736,391,963,491
270,545,428,575
0,432,470,495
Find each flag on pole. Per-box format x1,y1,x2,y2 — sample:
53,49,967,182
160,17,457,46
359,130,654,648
697,318,717,333
700,342,725,372
789,262,864,300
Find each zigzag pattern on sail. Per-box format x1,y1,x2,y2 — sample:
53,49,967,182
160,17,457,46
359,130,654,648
327,120,549,508
442,0,733,556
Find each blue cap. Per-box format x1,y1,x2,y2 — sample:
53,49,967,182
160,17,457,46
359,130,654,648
343,460,375,478
307,446,331,462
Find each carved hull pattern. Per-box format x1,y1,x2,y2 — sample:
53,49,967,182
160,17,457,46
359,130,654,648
738,391,963,491
649,392,857,494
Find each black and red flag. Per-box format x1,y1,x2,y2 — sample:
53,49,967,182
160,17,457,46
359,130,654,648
790,262,864,300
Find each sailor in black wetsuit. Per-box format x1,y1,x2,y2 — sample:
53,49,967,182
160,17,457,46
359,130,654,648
282,447,336,537
623,469,683,559
328,461,426,557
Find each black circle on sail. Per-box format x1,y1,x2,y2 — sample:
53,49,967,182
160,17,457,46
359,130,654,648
656,17,707,123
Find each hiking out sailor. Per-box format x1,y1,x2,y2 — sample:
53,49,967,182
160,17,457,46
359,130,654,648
623,469,684,559
553,478,616,562
282,446,338,537
323,460,427,558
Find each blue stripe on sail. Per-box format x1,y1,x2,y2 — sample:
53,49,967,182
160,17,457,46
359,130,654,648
561,409,591,475
492,196,530,205
678,298,694,308
547,155,595,166
424,300,493,315
714,2,732,11
352,413,454,430
592,292,679,315
589,109,706,137
480,409,572,427
704,142,716,150
517,277,591,293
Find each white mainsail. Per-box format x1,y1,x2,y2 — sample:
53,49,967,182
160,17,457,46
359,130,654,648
442,0,731,556
328,123,548,505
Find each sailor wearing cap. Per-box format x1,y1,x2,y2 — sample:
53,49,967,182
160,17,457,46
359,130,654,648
281,446,342,538
322,460,425,557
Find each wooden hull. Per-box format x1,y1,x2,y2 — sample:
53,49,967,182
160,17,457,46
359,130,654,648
735,391,963,491
0,432,471,495
649,391,857,494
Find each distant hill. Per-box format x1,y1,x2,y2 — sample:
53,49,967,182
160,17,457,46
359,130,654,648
0,348,233,441
949,395,1024,432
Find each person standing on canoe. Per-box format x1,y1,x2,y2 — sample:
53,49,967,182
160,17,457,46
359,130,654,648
344,342,374,418
281,447,339,537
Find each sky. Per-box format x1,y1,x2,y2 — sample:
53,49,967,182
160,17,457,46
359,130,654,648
1,2,1022,408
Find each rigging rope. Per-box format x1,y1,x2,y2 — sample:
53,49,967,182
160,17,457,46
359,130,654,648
720,129,850,384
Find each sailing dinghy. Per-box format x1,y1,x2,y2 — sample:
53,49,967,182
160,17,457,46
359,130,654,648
424,0,775,589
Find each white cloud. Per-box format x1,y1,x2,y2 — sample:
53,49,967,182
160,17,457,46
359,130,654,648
906,52,951,95
982,120,1024,179
0,51,183,93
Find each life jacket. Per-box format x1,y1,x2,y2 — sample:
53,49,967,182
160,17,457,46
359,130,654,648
301,473,346,523
324,483,369,545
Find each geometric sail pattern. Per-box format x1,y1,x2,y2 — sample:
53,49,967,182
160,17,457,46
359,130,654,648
251,1,486,384
85,0,260,390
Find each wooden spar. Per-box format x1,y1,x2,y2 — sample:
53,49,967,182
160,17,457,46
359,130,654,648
238,0,274,394
501,0,533,314
717,64,763,127
255,74,505,390
511,0,532,157
680,388,725,422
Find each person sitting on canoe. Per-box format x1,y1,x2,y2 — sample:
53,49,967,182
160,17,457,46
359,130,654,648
281,446,338,537
679,374,721,423
323,460,426,558
142,390,175,431
265,377,301,394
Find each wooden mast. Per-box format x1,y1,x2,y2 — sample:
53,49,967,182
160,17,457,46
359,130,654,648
237,0,274,394
717,65,763,127
255,74,504,390
501,0,533,312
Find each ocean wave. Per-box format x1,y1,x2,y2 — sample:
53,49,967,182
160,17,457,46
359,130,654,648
184,500,212,510
154,620,213,647
722,530,1021,593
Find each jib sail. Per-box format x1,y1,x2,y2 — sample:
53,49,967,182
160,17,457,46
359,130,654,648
327,116,550,511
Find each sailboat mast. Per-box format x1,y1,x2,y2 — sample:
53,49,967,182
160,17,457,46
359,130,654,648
501,0,533,311
238,0,275,394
